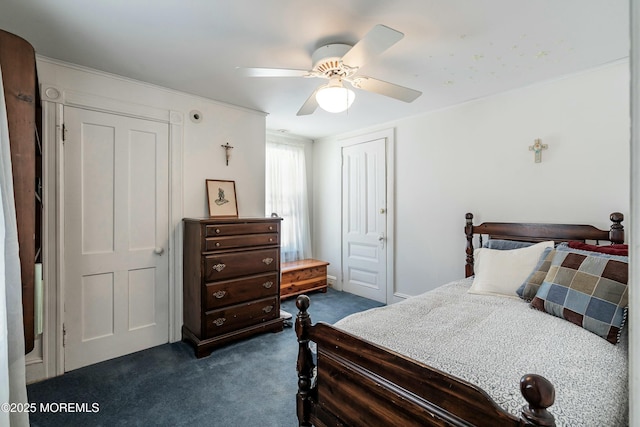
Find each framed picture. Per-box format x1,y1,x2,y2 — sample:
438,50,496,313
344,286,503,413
206,179,238,217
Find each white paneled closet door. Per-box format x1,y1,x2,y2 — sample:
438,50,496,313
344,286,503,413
63,106,169,371
342,137,387,303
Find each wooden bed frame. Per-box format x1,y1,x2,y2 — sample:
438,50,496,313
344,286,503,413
296,212,625,427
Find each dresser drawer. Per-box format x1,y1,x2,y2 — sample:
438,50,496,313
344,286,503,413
205,222,279,237
204,233,279,251
204,272,278,310
205,297,278,338
204,248,279,281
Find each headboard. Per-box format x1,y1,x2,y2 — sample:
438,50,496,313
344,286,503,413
464,212,625,278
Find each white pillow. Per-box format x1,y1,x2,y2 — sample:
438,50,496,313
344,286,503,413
468,241,554,298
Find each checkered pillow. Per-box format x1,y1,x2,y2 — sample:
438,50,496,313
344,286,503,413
531,250,628,344
516,247,555,301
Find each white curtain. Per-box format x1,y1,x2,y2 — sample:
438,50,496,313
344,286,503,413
265,139,311,262
0,64,30,426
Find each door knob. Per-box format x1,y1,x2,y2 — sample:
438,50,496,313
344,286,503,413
154,247,164,255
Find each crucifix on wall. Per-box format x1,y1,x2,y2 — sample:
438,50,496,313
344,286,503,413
221,142,234,166
529,139,548,163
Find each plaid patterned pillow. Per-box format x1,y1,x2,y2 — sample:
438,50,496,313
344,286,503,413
531,250,628,344
516,247,555,301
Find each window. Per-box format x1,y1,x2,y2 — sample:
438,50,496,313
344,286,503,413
265,138,311,262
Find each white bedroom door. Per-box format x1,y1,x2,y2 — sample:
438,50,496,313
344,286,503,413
63,106,170,371
342,137,387,303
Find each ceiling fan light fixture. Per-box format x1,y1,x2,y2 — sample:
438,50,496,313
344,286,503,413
315,79,355,113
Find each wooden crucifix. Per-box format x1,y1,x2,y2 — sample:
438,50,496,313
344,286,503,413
529,139,548,163
221,142,234,166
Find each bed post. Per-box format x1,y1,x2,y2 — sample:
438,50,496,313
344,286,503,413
609,212,624,244
520,374,556,427
465,213,475,278
295,295,315,427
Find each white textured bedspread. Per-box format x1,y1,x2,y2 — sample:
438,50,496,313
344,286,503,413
334,279,628,427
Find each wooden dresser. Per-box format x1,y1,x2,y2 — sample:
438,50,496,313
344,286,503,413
182,217,284,358
281,259,330,300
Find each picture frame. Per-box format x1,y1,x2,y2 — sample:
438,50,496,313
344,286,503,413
206,179,238,217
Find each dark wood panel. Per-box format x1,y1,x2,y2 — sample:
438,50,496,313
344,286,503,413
318,353,458,427
0,29,37,353
312,324,519,426
182,221,204,337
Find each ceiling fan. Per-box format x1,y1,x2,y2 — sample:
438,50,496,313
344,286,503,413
239,24,422,116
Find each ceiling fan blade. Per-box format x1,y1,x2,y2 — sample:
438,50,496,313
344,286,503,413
341,24,404,69
350,77,422,103
237,67,311,78
296,90,319,116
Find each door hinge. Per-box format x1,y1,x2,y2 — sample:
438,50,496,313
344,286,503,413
62,123,67,142
62,323,66,347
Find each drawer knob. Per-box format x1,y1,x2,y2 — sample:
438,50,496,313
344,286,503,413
215,228,221,234
215,242,221,247
262,281,273,289
213,290,226,299
269,238,274,242
262,305,273,313
212,263,226,272
268,226,274,230
262,257,274,265
212,317,226,327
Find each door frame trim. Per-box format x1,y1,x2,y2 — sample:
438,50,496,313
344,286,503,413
35,84,183,379
339,128,396,304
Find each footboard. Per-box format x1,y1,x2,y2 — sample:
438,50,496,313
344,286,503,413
296,295,556,427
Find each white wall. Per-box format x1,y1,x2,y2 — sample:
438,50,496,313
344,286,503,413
37,57,267,217
314,61,630,297
312,134,343,281
182,104,267,218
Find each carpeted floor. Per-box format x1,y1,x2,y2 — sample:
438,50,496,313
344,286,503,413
27,289,383,427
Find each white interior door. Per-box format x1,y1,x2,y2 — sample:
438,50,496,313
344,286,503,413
63,106,169,371
342,138,387,303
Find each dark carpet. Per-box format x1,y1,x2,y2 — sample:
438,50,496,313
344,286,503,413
27,289,383,427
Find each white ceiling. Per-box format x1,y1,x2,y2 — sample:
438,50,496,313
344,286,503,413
0,0,629,139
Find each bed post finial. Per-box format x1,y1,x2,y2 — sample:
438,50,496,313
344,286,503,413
295,295,315,427
465,213,475,278
520,374,556,427
609,212,624,244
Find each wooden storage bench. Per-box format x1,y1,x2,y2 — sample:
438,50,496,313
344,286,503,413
281,259,330,300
